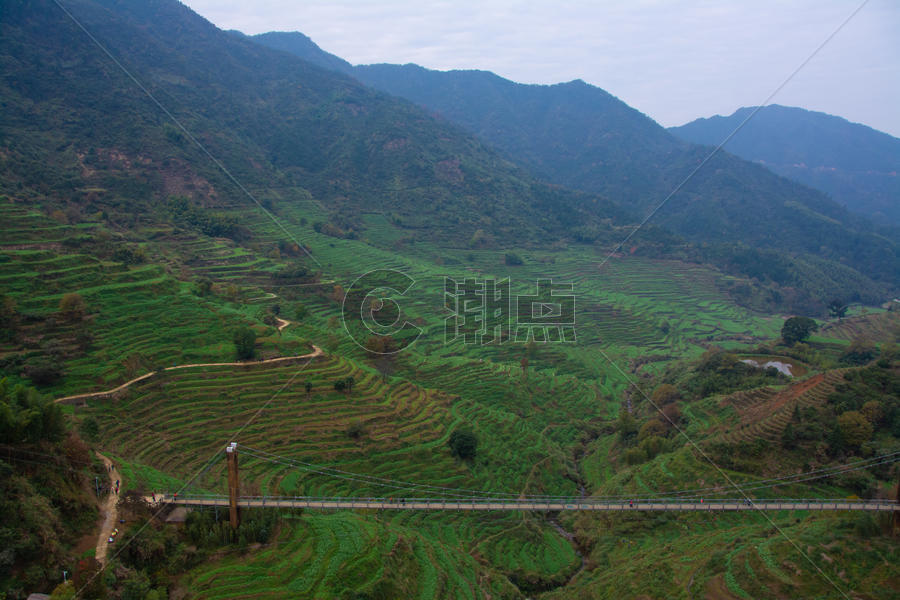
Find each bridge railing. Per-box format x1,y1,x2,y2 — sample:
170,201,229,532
156,494,898,510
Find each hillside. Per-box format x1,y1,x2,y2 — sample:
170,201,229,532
0,380,104,597
671,105,900,225
243,30,354,75
250,32,899,306
347,64,897,283
1,2,899,599
0,0,629,252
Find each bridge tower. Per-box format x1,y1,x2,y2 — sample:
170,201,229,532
226,442,240,529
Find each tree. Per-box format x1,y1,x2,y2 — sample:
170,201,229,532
50,581,76,599
195,277,213,296
374,354,395,383
74,558,106,599
841,339,877,365
347,419,366,439
24,356,65,386
80,416,100,442
622,447,647,465
616,412,638,442
837,411,873,448
233,327,257,359
0,378,65,444
59,292,87,322
364,335,397,355
828,299,848,320
660,403,682,427
0,294,17,340
781,316,818,346
638,419,667,441
448,429,478,460
294,302,308,321
120,571,151,600
121,353,146,378
860,400,882,426
304,381,312,398
639,435,666,460
781,422,798,449
651,384,680,406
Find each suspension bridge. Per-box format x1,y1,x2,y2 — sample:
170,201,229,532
153,444,900,528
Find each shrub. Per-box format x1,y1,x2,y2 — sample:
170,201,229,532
622,447,647,465
79,417,100,442
504,252,523,266
841,339,878,365
59,293,87,322
639,435,666,459
24,357,65,386
347,420,366,439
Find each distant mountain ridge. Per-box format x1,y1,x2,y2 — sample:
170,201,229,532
251,31,899,293
670,105,900,225
244,30,354,75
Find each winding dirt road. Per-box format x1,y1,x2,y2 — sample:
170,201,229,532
94,452,119,564
55,344,322,405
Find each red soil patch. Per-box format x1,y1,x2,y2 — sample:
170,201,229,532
739,374,825,425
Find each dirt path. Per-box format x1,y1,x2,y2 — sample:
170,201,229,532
55,344,322,404
94,452,120,565
275,317,290,332
247,292,277,302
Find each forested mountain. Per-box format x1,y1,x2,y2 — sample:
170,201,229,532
346,65,897,283
671,105,900,225
0,0,628,250
245,30,354,76
250,33,898,295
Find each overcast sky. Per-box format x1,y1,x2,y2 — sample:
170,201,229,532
181,0,900,137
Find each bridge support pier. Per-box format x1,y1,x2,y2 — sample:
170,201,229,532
226,442,240,529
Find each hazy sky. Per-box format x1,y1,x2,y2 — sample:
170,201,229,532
182,0,900,137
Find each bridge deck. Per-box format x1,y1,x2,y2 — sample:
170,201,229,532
156,496,899,512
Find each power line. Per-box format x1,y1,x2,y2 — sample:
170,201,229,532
239,445,900,501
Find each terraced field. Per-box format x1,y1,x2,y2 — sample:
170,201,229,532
0,197,317,394
80,349,586,587
82,350,579,499
9,195,891,598
715,370,849,445
183,511,519,600
543,510,899,599
817,310,900,344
